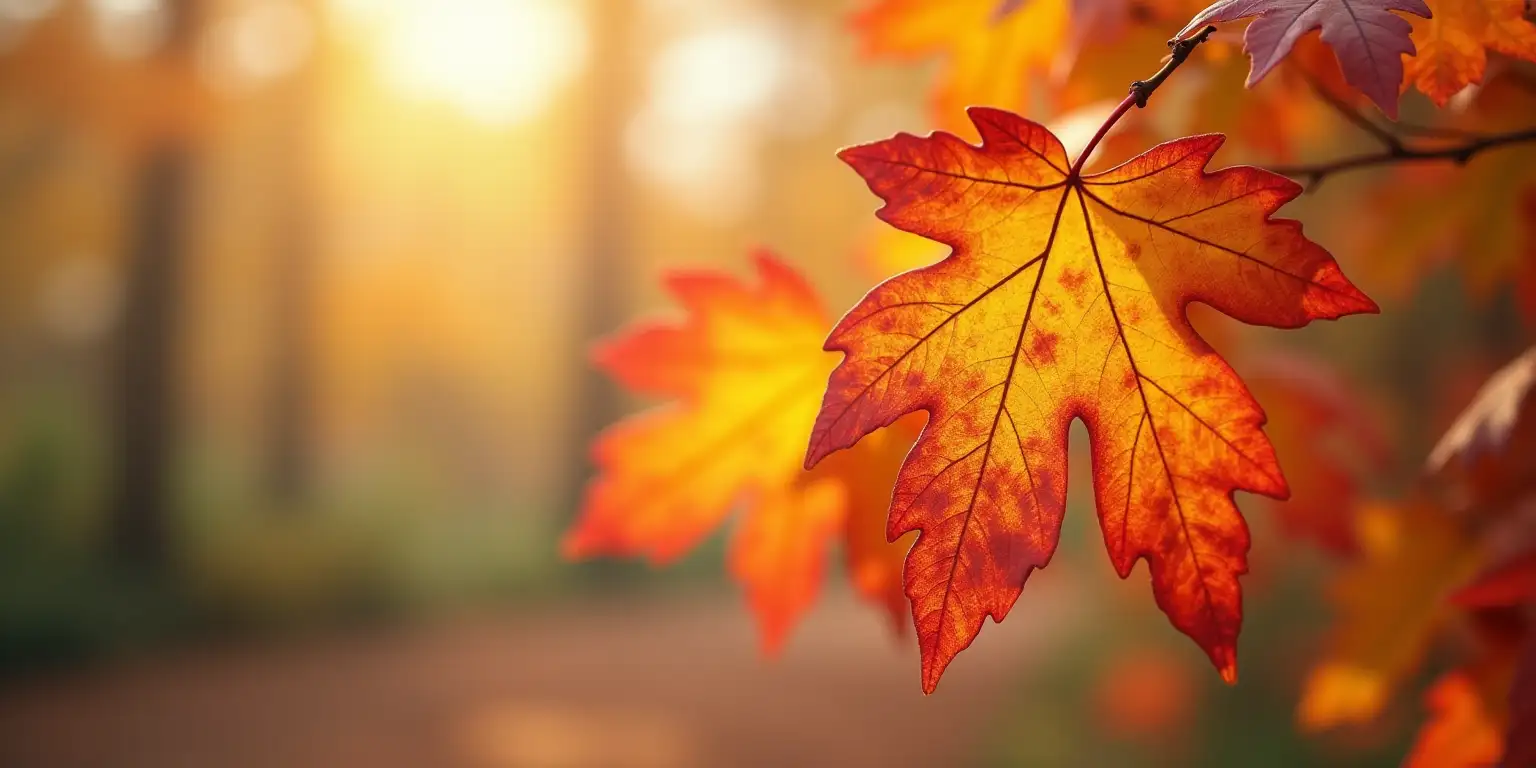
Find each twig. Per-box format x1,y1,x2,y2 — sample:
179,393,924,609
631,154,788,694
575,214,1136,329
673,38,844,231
1295,65,1493,143
1270,128,1536,188
1297,69,1404,152
1131,25,1218,108
1074,26,1218,175
1391,122,1491,141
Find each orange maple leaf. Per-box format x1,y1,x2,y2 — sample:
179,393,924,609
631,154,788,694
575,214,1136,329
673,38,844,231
1403,0,1536,106
808,106,1377,693
1404,670,1507,768
562,253,916,652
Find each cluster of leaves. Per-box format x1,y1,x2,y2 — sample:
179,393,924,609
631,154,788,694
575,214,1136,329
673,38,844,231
565,0,1536,763
1300,348,1536,765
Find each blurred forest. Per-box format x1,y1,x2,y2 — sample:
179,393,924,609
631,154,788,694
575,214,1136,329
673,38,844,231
0,0,1531,766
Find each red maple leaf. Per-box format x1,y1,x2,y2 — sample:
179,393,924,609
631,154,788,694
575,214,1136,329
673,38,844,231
807,107,1376,692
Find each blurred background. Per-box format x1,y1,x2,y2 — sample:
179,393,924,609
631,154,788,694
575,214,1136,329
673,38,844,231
0,0,1525,765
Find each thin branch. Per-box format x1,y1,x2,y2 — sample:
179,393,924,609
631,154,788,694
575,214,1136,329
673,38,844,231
1294,64,1493,142
1073,26,1218,176
1270,128,1536,188
1391,122,1491,141
1132,25,1217,108
1298,68,1404,152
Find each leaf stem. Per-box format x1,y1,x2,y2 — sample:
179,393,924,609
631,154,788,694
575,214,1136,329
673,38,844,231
1270,128,1536,189
1072,25,1218,176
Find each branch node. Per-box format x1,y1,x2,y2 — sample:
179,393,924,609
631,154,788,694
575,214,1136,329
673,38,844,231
1129,81,1150,108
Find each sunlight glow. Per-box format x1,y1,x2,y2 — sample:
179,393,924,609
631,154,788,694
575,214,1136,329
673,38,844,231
88,0,168,59
336,0,587,126
625,14,835,223
198,0,313,92
0,0,58,50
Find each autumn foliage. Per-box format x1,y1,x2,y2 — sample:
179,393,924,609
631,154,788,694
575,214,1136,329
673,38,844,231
563,254,913,651
565,0,1536,762
811,109,1374,690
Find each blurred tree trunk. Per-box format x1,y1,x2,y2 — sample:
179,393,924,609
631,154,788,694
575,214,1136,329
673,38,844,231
263,14,320,508
109,0,202,569
112,144,189,567
560,0,635,524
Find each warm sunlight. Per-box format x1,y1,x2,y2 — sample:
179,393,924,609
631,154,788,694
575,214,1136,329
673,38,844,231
333,0,586,125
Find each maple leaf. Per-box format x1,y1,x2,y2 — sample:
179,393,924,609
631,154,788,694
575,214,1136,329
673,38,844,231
562,253,914,652
1298,500,1483,729
1403,0,1536,106
807,107,1376,692
1176,0,1431,117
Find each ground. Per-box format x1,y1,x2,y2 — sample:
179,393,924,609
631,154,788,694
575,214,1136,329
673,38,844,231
0,583,1078,768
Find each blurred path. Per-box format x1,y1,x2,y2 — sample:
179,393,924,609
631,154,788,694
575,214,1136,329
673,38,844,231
0,581,1079,768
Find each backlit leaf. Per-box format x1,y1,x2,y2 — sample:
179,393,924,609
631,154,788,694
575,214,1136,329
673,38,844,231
1177,0,1432,117
808,107,1376,692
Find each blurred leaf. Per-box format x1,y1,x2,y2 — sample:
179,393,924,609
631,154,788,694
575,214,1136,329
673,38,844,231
1092,647,1199,741
1451,549,1536,608
810,107,1376,692
852,0,1069,133
1403,670,1506,768
1245,352,1391,555
1403,0,1536,106
562,253,912,653
1299,500,1484,730
1428,345,1536,514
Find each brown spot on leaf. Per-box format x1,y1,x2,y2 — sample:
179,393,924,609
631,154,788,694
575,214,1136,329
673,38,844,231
1031,331,1060,364
1059,268,1088,295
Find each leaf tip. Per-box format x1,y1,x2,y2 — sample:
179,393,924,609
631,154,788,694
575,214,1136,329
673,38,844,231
1219,663,1239,686
1212,645,1239,685
921,669,941,695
